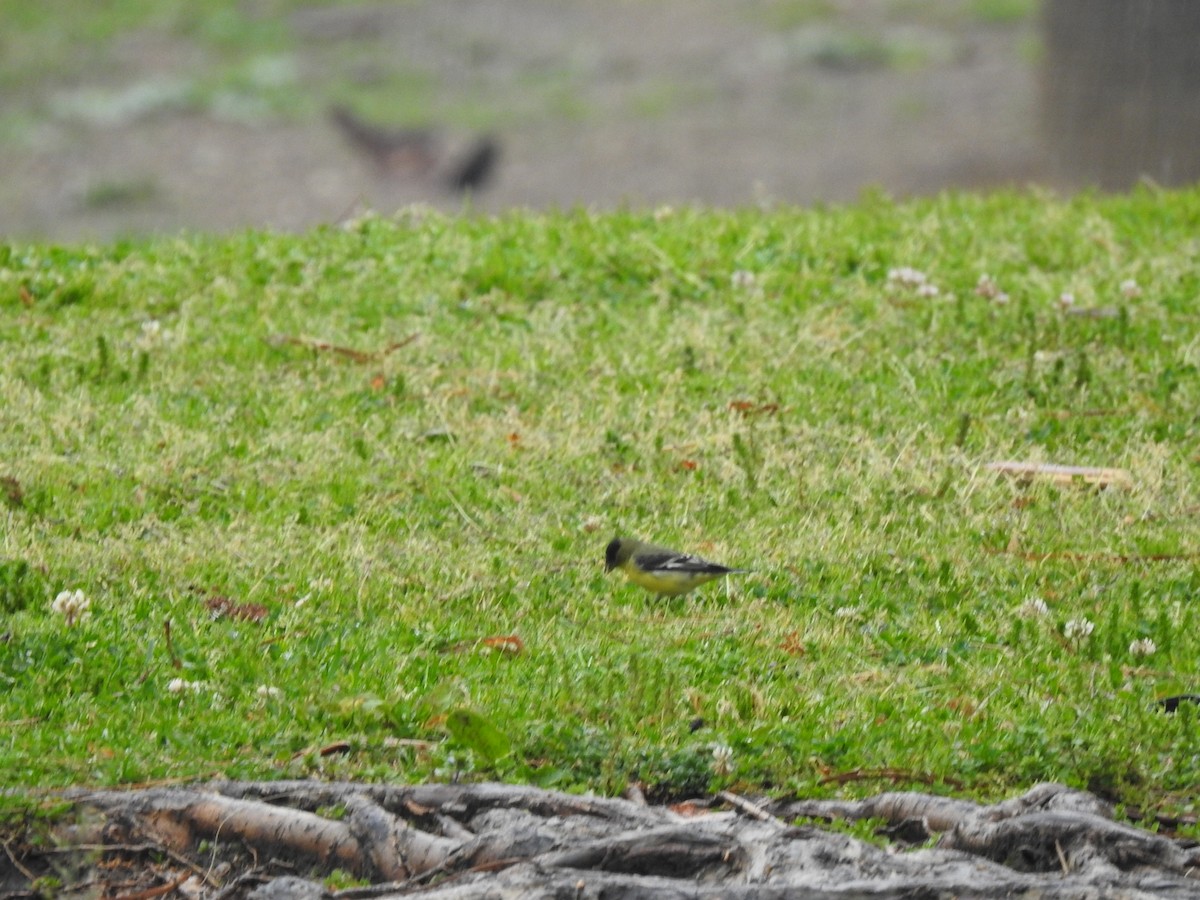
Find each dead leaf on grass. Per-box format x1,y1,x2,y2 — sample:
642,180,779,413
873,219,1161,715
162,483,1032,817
779,631,806,656
204,595,269,623
479,634,525,655
0,475,24,509
729,400,781,417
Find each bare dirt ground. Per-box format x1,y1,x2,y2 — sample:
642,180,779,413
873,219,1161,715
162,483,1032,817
0,1,1046,241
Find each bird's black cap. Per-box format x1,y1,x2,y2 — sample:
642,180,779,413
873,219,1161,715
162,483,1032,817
604,537,623,572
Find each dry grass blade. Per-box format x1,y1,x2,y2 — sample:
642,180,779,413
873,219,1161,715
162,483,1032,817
984,460,1132,489
266,333,418,362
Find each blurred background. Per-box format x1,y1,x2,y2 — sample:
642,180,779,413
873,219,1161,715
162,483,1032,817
1,0,1196,240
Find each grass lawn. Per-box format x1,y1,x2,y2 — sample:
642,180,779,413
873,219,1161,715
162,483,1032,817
2,189,1199,827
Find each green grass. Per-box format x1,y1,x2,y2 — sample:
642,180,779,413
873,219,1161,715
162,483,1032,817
968,0,1039,26
2,190,1200,824
751,0,838,31
0,1,278,88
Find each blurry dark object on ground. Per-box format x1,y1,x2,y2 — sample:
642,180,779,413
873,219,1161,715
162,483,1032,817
446,136,500,192
329,105,499,193
1156,694,1200,714
329,105,437,176
1042,0,1200,190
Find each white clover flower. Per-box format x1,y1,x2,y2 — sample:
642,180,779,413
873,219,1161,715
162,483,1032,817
1064,618,1095,642
51,589,91,627
256,684,283,699
1119,279,1142,298
167,678,207,695
887,266,929,288
1057,292,1075,309
711,744,735,776
731,270,757,290
1017,597,1050,619
1129,638,1156,657
137,318,173,349
579,516,605,534
975,274,1009,304
915,282,940,298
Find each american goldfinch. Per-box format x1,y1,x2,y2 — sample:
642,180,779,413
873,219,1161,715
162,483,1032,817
604,537,744,597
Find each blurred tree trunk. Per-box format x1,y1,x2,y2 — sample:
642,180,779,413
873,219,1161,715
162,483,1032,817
1042,0,1200,189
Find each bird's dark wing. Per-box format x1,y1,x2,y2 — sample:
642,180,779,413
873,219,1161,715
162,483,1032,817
445,136,499,191
329,106,438,174
633,550,733,575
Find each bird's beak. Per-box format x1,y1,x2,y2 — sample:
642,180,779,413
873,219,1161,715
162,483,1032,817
603,561,614,573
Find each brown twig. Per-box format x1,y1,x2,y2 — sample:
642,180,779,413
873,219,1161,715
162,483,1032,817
716,790,788,830
984,460,1131,489
819,768,966,790
164,619,181,670
268,333,419,363
2,839,35,880
1054,839,1070,874
986,548,1200,564
1048,408,1123,420
113,871,192,900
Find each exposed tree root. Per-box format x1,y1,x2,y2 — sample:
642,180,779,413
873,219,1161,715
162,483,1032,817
2,781,1195,898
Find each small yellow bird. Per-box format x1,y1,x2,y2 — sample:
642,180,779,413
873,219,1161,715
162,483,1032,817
604,537,744,597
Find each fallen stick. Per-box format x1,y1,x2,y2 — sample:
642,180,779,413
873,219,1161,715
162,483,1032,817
985,460,1132,489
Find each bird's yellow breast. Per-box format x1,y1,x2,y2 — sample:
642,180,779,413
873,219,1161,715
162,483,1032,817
620,561,721,596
